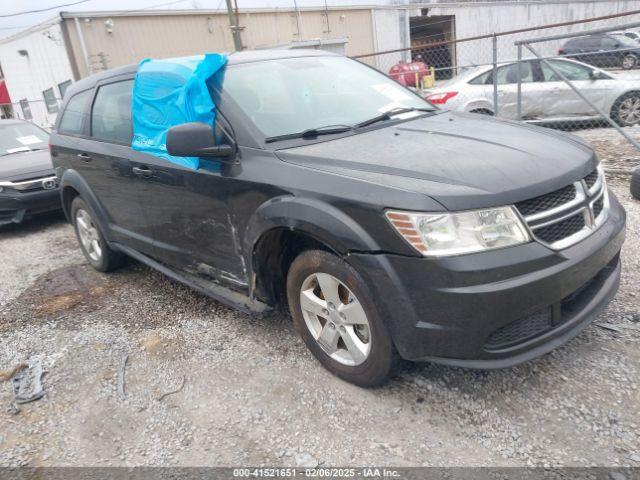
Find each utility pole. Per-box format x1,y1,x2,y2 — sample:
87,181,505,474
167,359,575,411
225,0,243,51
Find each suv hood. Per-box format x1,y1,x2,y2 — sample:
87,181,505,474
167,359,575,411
276,111,598,211
0,149,54,182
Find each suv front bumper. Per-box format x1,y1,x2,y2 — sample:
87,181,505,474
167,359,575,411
348,190,626,367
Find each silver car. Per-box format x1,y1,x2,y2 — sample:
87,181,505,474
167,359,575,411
424,57,640,126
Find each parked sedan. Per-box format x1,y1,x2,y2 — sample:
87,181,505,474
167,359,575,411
0,119,60,225
424,58,640,126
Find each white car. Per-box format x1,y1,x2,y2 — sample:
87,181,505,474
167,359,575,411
424,57,640,126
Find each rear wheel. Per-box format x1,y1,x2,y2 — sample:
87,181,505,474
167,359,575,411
71,197,124,272
622,53,638,70
612,92,640,126
631,167,640,200
287,250,397,387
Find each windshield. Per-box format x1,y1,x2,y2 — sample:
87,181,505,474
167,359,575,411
220,56,435,139
0,122,48,157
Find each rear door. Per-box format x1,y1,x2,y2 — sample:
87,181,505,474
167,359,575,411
84,76,157,255
483,61,539,119
53,76,155,255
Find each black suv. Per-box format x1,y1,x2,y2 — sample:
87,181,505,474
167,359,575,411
559,33,640,69
50,50,626,386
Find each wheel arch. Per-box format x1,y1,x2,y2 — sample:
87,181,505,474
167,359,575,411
59,169,112,238
244,196,382,305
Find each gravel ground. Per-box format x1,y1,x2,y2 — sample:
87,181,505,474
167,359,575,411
0,174,638,468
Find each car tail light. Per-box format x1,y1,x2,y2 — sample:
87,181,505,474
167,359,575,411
426,91,458,105
558,48,565,55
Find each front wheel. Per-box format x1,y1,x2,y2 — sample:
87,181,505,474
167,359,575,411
287,250,397,387
612,93,640,126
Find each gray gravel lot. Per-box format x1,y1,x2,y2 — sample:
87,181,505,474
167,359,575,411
0,177,638,468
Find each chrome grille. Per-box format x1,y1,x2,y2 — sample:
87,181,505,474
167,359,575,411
534,213,585,244
0,175,58,193
515,167,608,250
515,184,577,217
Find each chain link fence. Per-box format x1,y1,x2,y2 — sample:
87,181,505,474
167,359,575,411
353,9,640,176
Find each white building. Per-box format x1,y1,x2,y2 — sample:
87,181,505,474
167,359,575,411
0,18,75,128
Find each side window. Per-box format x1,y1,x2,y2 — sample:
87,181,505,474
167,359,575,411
43,87,59,114
58,89,92,135
542,60,591,82
91,80,133,144
496,62,534,85
601,37,619,50
468,71,491,85
19,99,32,120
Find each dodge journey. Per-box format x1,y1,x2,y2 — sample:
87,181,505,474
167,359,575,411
50,50,626,386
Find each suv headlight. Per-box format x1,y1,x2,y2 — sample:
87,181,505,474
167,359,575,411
386,207,530,256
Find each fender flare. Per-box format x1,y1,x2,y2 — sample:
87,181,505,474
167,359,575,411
59,169,113,240
243,195,382,265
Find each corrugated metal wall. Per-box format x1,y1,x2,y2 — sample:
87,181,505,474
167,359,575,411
426,0,640,66
62,9,376,78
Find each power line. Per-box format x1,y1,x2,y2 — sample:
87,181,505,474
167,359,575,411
0,0,92,18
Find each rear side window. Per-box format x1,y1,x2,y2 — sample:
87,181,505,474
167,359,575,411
91,80,133,144
58,89,92,135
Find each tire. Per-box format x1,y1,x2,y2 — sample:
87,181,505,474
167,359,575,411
622,53,638,70
286,250,397,387
631,167,640,200
71,197,124,272
611,92,640,126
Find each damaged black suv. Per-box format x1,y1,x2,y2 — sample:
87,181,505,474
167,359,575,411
50,50,625,386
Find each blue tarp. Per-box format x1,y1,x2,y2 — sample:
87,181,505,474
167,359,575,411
131,53,228,169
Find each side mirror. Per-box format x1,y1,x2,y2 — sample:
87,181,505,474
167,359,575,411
589,69,606,80
166,122,235,158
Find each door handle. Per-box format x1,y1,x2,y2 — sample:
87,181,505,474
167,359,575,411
77,153,92,162
132,166,153,178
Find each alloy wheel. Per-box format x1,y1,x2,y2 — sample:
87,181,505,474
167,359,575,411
299,272,371,366
618,97,640,125
76,208,103,262
623,54,637,70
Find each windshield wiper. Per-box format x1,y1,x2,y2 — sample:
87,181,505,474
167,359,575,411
354,107,434,129
265,124,353,143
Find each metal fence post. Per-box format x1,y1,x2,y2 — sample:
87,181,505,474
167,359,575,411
516,44,522,121
492,34,498,116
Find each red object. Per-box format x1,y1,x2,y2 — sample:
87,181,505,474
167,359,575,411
426,91,458,104
558,48,565,55
388,61,429,87
0,80,10,105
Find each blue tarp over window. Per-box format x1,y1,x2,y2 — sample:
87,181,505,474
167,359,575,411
131,53,228,169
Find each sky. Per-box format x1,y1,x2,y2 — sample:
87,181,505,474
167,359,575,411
0,0,388,39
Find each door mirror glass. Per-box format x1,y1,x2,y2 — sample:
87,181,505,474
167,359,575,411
589,69,606,80
166,122,235,158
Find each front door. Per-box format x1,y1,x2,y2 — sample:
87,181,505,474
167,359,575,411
132,120,248,290
538,59,609,118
